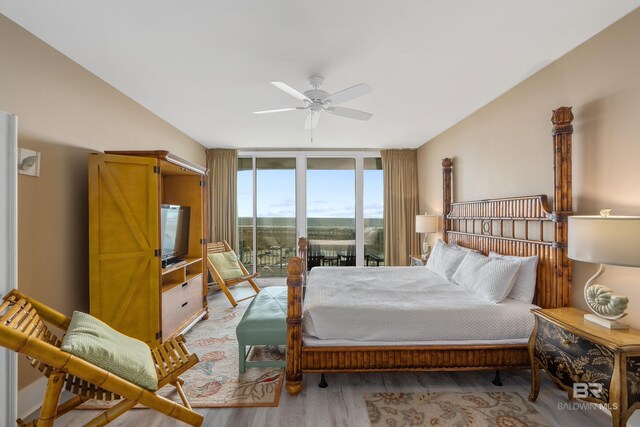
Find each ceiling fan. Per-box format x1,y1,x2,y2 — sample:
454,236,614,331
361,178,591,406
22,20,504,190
254,75,372,129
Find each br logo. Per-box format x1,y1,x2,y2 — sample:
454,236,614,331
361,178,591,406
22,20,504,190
573,382,603,399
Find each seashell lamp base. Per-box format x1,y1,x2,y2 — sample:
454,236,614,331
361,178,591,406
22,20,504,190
581,264,630,328
584,313,629,330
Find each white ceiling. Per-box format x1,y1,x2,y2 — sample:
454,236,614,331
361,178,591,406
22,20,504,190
2,1,639,149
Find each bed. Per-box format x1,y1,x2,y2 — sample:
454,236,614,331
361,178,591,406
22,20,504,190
284,106,575,395
302,267,537,346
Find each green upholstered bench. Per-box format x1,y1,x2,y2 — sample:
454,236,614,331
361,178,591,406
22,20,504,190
235,286,287,373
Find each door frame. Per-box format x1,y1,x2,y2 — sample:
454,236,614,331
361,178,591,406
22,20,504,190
0,111,18,425
238,150,381,269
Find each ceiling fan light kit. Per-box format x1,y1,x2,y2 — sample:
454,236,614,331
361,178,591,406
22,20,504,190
254,75,373,129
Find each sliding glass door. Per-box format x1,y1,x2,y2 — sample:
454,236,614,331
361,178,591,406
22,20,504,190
364,158,384,266
238,152,383,275
307,158,356,268
256,158,296,277
237,158,254,272
237,157,297,278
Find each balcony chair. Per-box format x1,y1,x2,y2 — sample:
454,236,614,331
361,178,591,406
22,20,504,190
306,245,325,271
0,289,203,427
206,240,260,307
338,246,356,266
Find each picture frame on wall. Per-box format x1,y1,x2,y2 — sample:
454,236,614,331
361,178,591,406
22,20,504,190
18,147,40,177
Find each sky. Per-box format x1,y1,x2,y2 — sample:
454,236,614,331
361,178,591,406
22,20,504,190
237,167,383,218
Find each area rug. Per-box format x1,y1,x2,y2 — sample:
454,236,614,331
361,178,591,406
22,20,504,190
80,298,285,408
364,392,552,427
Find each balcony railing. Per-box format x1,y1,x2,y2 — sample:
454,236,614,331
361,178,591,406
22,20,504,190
238,218,384,277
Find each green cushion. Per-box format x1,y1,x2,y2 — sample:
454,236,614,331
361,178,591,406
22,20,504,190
61,311,158,391
208,250,244,281
236,287,287,345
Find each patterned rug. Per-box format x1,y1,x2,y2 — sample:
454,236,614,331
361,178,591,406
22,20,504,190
80,296,285,408
364,392,552,427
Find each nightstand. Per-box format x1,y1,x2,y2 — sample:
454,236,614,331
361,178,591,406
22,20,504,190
409,254,427,266
529,307,640,427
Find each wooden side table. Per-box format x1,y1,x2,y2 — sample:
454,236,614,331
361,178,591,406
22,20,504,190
409,254,427,266
529,307,640,427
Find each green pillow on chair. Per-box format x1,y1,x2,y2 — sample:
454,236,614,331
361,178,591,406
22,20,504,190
61,311,158,391
208,250,245,281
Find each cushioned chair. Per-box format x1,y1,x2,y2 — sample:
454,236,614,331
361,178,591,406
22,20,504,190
0,290,203,427
206,241,260,307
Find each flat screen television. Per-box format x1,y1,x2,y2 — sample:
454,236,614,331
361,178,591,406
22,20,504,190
160,204,190,266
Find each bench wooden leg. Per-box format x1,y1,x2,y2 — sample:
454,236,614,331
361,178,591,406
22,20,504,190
239,344,246,373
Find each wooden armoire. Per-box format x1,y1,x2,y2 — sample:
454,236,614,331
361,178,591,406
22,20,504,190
88,150,208,346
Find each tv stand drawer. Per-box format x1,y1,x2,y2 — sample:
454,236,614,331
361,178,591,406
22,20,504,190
162,274,203,338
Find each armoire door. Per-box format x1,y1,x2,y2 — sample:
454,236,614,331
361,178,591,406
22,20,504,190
89,153,160,345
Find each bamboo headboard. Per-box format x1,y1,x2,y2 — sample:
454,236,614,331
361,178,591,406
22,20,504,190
441,107,574,309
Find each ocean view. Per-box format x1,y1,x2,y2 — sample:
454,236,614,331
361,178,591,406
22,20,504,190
237,156,384,277
238,217,384,277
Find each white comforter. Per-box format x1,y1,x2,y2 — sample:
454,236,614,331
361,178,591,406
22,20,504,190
302,266,537,343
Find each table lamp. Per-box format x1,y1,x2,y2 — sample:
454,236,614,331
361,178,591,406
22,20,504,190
415,214,437,258
568,209,640,329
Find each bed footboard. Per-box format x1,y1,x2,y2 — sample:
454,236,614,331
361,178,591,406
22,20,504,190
299,345,529,373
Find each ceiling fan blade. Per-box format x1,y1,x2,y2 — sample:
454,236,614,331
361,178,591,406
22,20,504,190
304,113,320,129
271,81,311,102
325,83,372,105
326,106,372,121
253,107,306,114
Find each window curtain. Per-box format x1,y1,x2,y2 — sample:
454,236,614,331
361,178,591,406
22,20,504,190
381,149,420,266
206,148,237,248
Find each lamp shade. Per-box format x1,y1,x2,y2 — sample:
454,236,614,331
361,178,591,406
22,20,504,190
568,215,640,267
415,214,437,234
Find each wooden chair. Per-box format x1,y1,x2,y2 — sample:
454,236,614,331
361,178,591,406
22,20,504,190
306,253,325,271
206,241,260,307
306,244,324,271
0,289,203,427
338,253,356,266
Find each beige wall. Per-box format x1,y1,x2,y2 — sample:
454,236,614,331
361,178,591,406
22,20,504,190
417,9,640,328
0,15,206,389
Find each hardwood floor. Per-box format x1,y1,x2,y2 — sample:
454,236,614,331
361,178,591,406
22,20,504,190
51,370,612,426
46,282,614,426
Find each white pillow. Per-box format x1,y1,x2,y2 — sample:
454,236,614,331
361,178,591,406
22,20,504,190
489,252,539,303
450,242,478,254
452,251,521,303
425,239,467,282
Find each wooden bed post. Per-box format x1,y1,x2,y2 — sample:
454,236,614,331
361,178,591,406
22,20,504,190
442,158,453,242
286,254,304,395
551,107,574,308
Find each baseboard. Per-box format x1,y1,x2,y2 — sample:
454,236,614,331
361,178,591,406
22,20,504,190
598,403,640,426
18,377,48,421
18,377,73,422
